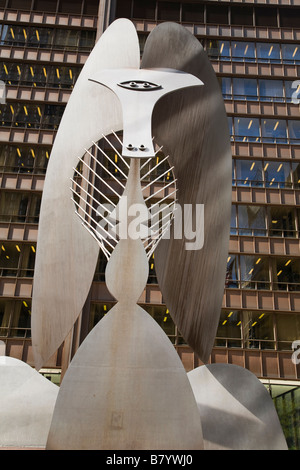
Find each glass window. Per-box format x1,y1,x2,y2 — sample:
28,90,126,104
218,40,230,60
255,7,278,27
285,80,300,103
230,205,237,235
182,3,204,23
10,300,31,337
89,302,114,330
240,255,270,289
263,161,292,188
232,41,255,62
243,311,274,349
34,0,58,12
225,255,239,288
206,5,228,24
0,299,12,337
269,207,296,238
288,121,300,144
261,119,287,143
233,78,258,100
282,44,300,63
215,310,242,348
157,2,180,21
143,304,176,340
280,7,300,28
257,42,281,63
238,205,267,236
277,314,300,350
115,0,132,18
259,79,284,102
133,0,156,20
235,159,263,186
0,192,28,222
292,163,300,188
58,0,82,14
0,243,20,276
221,77,231,99
274,258,300,291
234,118,260,142
231,6,253,26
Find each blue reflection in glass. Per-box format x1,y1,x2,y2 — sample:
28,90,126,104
234,117,260,142
232,41,255,62
233,78,258,100
261,119,287,143
257,43,280,63
282,44,300,64
259,79,284,102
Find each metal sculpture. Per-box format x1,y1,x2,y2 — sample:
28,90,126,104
30,19,287,450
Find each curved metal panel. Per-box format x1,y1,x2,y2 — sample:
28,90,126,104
31,19,140,371
188,364,288,450
141,23,232,363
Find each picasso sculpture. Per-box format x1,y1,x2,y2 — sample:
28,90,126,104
31,20,287,450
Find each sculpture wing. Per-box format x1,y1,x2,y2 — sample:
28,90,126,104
141,23,232,363
31,19,140,371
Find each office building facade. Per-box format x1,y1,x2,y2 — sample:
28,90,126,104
0,0,299,448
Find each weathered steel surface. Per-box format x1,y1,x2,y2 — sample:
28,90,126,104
31,19,140,371
188,364,288,450
141,23,232,363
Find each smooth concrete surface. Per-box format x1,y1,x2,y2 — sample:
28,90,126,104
31,18,140,371
0,356,58,449
142,22,232,364
188,364,288,450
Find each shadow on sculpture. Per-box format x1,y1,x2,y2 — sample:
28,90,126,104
26,19,288,450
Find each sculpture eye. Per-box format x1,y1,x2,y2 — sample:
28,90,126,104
118,80,162,91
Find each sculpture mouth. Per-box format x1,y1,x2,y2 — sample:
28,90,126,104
70,131,177,261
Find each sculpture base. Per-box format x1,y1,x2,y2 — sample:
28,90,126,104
46,303,203,450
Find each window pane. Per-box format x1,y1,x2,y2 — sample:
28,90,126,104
277,314,300,349
235,159,263,186
233,78,257,100
219,40,230,60
264,161,291,188
275,258,300,291
257,42,281,62
240,255,270,289
225,255,239,288
216,310,242,348
261,119,287,143
221,77,231,98
234,118,260,142
230,205,237,235
206,5,228,24
10,300,31,337
157,2,180,21
282,44,300,63
133,0,156,19
270,207,296,238
232,41,255,61
0,299,12,337
285,81,300,103
34,0,58,12
288,120,300,144
259,79,284,102
238,205,266,236
255,7,277,27
243,311,274,349
292,163,300,188
182,3,204,23
231,6,253,26
143,304,175,339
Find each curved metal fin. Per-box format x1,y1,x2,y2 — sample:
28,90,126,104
141,22,232,363
31,19,140,371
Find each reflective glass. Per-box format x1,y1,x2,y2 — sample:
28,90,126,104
269,207,296,238
263,161,292,188
238,205,266,236
292,163,300,188
277,314,300,349
225,255,238,288
221,77,231,98
259,79,284,102
243,311,274,349
240,255,270,289
257,42,281,62
230,205,237,235
234,117,260,142
11,300,31,338
288,120,300,144
218,40,230,60
232,41,255,61
235,159,263,186
261,119,287,143
275,258,300,291
285,80,300,103
282,44,300,63
216,310,242,348
233,78,258,100
0,299,12,337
